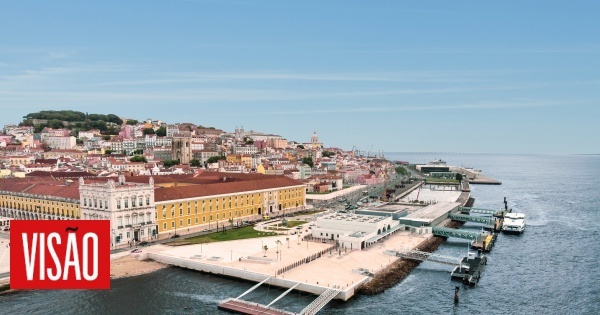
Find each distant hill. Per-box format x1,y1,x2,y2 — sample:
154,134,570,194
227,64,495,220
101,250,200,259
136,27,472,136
20,110,123,134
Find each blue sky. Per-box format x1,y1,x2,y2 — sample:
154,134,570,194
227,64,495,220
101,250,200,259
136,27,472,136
1,0,599,154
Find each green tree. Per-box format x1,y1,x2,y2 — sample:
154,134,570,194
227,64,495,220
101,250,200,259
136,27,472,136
455,173,464,182
297,145,305,149
106,114,122,125
163,159,180,167
143,128,155,135
105,149,114,154
48,119,64,129
190,159,202,167
156,126,167,137
130,156,147,163
133,149,144,155
126,119,138,125
206,156,225,164
302,157,314,168
395,166,408,176
102,135,111,141
322,151,335,158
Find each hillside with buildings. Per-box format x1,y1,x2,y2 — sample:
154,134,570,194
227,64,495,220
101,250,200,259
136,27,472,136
0,111,396,244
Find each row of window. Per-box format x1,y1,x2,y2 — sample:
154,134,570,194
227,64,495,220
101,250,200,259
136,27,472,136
160,208,256,221
157,192,303,218
161,212,254,230
83,196,151,210
116,214,152,226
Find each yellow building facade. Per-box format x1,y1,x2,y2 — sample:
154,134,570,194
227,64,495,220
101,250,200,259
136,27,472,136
0,192,80,220
155,186,305,234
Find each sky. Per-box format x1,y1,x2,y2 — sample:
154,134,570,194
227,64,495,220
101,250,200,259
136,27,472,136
0,0,599,154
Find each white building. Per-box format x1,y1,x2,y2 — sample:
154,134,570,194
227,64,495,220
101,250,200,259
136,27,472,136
233,144,258,155
45,136,76,149
79,175,156,247
311,213,400,250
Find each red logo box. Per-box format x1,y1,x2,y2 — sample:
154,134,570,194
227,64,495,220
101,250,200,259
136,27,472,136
10,220,110,290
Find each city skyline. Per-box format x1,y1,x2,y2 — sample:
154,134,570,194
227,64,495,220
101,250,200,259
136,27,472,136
1,1,599,154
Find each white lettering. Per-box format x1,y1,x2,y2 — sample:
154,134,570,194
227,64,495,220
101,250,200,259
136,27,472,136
47,233,62,281
39,233,45,281
63,233,81,281
22,233,37,281
82,233,98,281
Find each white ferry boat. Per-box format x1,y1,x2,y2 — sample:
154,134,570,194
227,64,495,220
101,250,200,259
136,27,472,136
502,213,525,234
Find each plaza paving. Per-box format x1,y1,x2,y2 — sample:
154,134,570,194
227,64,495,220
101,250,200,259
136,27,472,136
145,228,429,291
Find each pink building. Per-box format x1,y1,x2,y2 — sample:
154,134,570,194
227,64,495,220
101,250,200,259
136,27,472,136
355,174,380,185
119,125,135,139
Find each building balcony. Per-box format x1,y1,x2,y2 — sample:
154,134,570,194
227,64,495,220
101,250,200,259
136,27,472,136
117,226,123,229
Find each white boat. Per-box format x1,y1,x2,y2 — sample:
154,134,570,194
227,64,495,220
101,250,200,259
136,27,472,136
502,213,525,234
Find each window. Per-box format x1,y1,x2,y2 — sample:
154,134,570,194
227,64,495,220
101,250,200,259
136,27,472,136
105,200,108,209
179,208,183,215
171,221,175,228
187,218,191,224
125,199,128,208
131,197,136,207
84,199,87,206
117,199,121,209
179,220,183,227
127,232,130,239
94,199,97,208
163,223,166,230
195,218,198,223
139,197,143,207
117,218,122,226
146,213,150,222
125,217,130,225
99,201,102,209
133,216,137,224
141,230,144,236
203,216,206,222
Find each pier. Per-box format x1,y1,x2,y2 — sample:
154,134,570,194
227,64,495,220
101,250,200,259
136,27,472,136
450,167,502,185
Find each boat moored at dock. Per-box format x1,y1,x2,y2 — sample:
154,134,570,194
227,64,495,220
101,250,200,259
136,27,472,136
502,213,525,234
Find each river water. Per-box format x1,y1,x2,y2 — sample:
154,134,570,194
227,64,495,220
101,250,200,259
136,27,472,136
1,153,599,314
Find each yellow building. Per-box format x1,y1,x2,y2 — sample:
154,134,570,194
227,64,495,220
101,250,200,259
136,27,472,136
151,174,306,235
0,172,307,242
0,169,11,178
226,154,242,164
241,154,253,169
0,178,81,220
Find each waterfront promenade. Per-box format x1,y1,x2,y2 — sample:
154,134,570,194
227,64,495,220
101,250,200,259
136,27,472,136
139,226,428,300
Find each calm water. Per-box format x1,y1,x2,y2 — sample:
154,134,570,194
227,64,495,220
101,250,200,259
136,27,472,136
1,153,599,314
